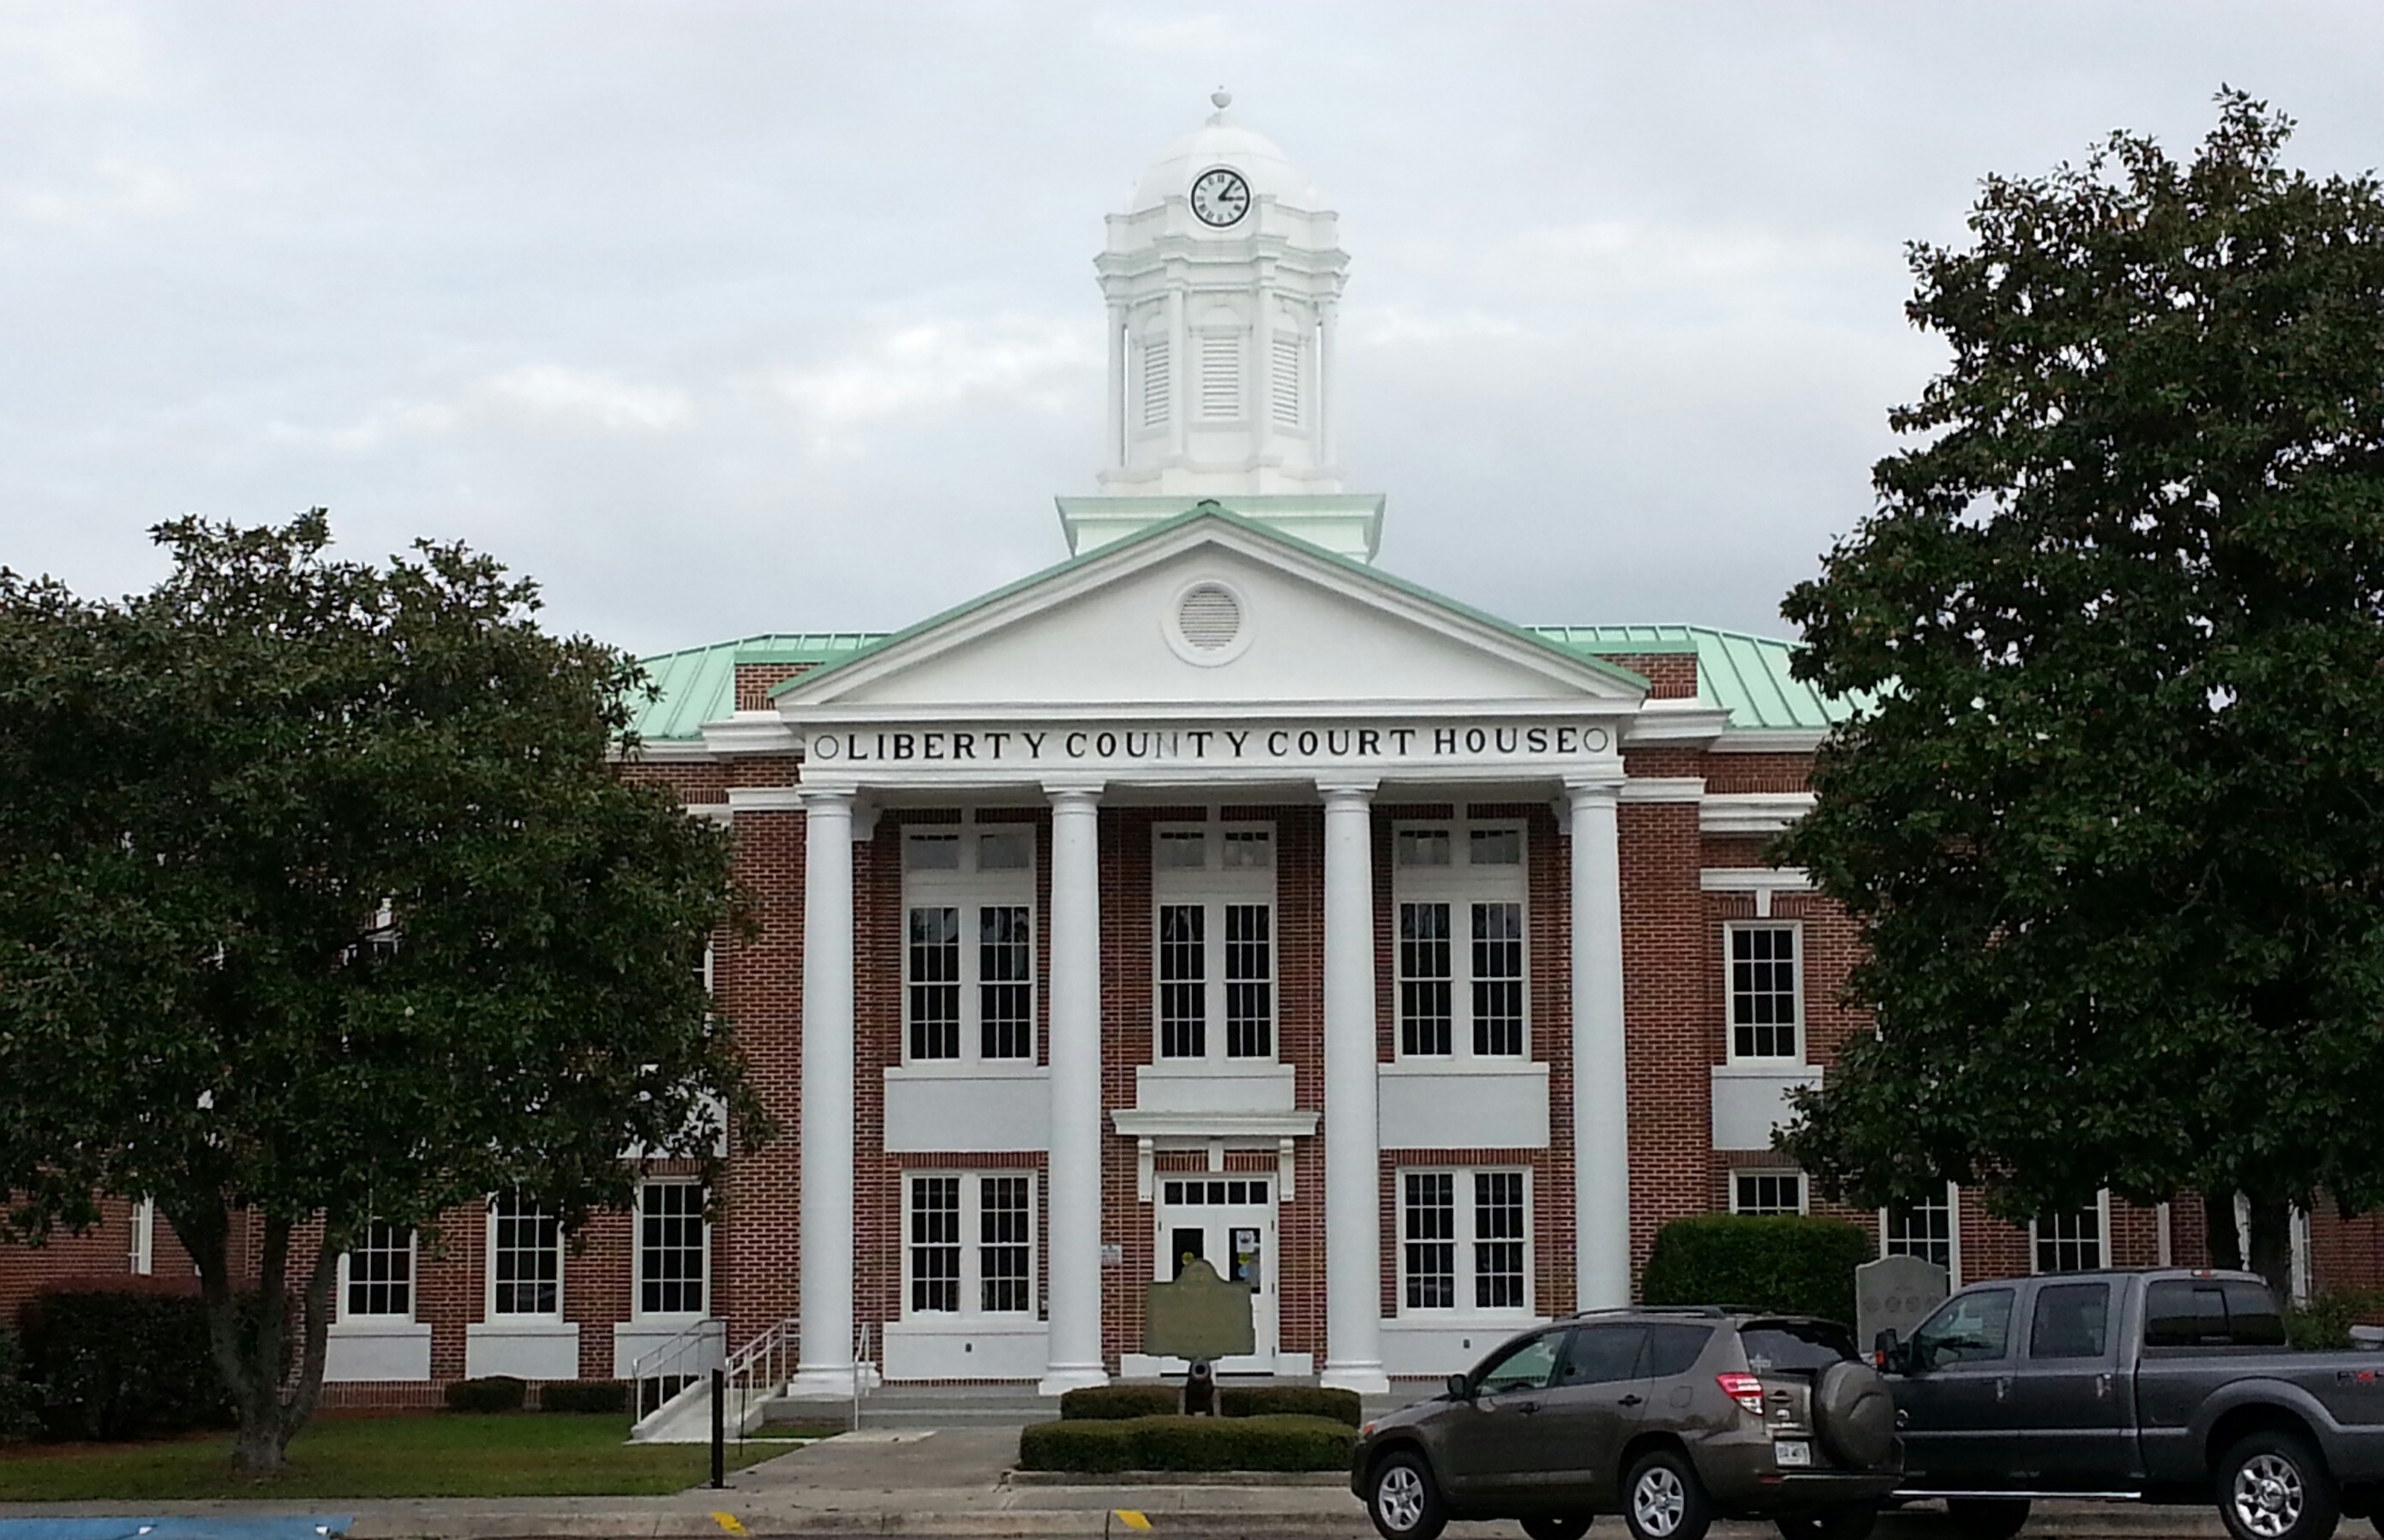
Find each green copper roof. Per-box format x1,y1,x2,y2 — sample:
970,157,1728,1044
1529,625,1853,732
631,632,887,742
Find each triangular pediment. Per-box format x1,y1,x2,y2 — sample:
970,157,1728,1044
771,510,1644,715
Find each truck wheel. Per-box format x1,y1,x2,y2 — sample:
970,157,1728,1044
1944,1497,2030,1540
2219,1430,2341,1540
1624,1448,1715,1540
1369,1449,1448,1540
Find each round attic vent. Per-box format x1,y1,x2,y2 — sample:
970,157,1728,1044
1165,578,1253,666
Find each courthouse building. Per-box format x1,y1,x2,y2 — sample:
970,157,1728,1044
6,100,2374,1402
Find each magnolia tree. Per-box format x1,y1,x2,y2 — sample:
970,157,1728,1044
0,512,761,1474
1777,95,2384,1300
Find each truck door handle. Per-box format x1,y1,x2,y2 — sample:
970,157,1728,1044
2097,1374,2112,1399
1995,1377,2011,1401
1619,1394,1644,1407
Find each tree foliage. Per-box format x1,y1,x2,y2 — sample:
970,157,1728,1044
0,512,760,1471
1777,94,2384,1293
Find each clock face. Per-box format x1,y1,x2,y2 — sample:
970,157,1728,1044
1189,167,1250,227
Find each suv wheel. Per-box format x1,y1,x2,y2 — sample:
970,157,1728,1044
1944,1499,2029,1540
1624,1448,1714,1540
1776,1506,1877,1540
1369,1449,1447,1540
2219,1430,2341,1540
1522,1519,1594,1540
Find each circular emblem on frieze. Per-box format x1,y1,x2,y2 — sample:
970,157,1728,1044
1582,725,1611,753
810,733,839,759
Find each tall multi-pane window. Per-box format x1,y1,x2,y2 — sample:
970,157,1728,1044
344,1223,413,1318
1728,925,1801,1061
1399,1167,1532,1315
1395,822,1528,1060
903,827,1036,1066
2034,1200,2106,1273
1732,1171,1806,1216
905,1172,1037,1319
489,1193,560,1316
1884,1185,1958,1282
638,1182,707,1317
1151,824,1275,1063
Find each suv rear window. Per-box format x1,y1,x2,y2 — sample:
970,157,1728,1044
1645,1324,1715,1377
2145,1279,2287,1348
1740,1321,1860,1372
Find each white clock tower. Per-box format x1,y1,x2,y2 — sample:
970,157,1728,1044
1057,94,1387,562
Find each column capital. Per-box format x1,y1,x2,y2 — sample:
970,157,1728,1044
1562,774,1626,810
794,783,858,812
1042,778,1105,809
1314,775,1379,805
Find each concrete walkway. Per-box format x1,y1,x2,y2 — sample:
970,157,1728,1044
0,1428,2243,1539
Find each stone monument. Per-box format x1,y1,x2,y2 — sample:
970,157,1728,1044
1855,1254,1950,1352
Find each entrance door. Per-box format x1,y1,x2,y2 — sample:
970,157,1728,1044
1153,1173,1278,1372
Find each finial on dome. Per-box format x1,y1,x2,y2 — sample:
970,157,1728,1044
1211,88,1231,111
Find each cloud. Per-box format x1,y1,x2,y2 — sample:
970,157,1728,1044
12,155,196,225
0,1,152,97
302,366,698,452
759,314,1101,459
1090,11,1253,57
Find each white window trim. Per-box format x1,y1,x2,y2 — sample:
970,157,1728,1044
486,1194,566,1321
1394,1165,1536,1321
129,1196,155,1276
1152,822,1279,1066
633,1180,711,1322
336,1224,419,1323
1728,1168,1810,1217
902,825,1039,1069
2028,1189,2111,1275
1392,820,1530,1064
1879,1182,1963,1289
901,1170,1040,1323
1723,919,1806,1065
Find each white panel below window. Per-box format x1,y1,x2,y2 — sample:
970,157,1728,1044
323,1320,432,1382
1710,1063,1824,1151
1134,1063,1297,1115
882,1319,1048,1381
464,1320,580,1381
1381,1316,1550,1378
883,1066,1050,1153
1375,1064,1550,1149
612,1320,722,1381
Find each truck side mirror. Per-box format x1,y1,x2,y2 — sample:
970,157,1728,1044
1445,1372,1472,1400
1872,1327,1905,1373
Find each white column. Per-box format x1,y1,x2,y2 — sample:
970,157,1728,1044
1167,287,1188,463
1319,778,1388,1394
789,788,857,1395
1569,777,1632,1309
1105,303,1126,471
1317,300,1339,472
1040,782,1109,1394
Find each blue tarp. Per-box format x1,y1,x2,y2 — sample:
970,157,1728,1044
0,1520,350,1540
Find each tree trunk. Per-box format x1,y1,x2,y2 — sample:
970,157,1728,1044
172,1206,341,1478
2204,1190,2244,1270
2246,1195,2295,1304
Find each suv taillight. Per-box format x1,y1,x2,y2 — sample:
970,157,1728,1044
1716,1372,1766,1415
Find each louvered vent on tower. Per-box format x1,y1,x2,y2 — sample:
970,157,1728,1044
1141,337,1171,428
1200,334,1241,419
1176,583,1242,651
1270,333,1302,428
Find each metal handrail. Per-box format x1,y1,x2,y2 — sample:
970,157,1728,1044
850,1322,876,1430
629,1317,723,1423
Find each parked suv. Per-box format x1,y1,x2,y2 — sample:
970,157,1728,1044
1351,1308,1902,1540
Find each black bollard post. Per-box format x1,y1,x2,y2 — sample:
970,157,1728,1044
710,1366,727,1489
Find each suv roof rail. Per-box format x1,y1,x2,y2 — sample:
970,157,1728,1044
1566,1304,1746,1320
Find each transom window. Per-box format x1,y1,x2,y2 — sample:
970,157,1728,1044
1161,1178,1270,1206
1399,1168,1532,1315
1731,1171,1806,1216
489,1192,561,1317
2034,1196,2107,1273
1395,821,1527,1059
343,1222,414,1319
1883,1183,1959,1283
1728,924,1801,1061
638,1181,707,1318
905,1171,1038,1319
905,826,1037,1065
1152,824,1275,1064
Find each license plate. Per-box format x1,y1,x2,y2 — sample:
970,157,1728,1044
1774,1440,1812,1467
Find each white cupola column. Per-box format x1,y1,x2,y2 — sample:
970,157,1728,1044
789,787,858,1395
1568,776,1632,1309
1040,781,1110,1394
1105,302,1126,471
1319,777,1389,1394
1317,298,1339,472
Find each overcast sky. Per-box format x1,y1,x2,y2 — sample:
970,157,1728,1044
6,2,2382,657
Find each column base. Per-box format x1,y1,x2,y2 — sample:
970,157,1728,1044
781,1364,861,1399
1037,1363,1111,1397
1320,1361,1391,1396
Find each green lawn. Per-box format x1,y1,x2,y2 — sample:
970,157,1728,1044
0,1412,788,1501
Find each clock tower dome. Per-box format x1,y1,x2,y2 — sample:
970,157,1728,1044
1056,94,1386,562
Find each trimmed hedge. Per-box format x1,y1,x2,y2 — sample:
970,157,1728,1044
2285,1289,2384,1351
445,1375,527,1413
541,1379,628,1414
1217,1385,1361,1426
0,1325,41,1441
1058,1383,1179,1420
18,1288,233,1441
1019,1413,1354,1473
1640,1213,1873,1326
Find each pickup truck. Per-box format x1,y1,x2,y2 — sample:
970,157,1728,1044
1879,1268,2384,1540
